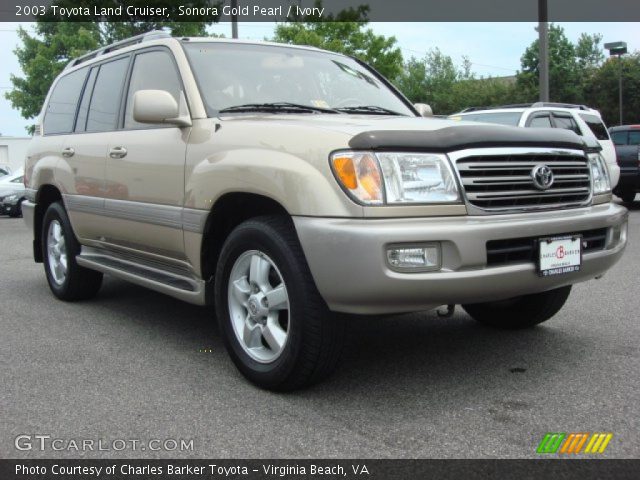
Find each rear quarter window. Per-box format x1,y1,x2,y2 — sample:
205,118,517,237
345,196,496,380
611,131,627,145
43,67,89,135
579,113,610,141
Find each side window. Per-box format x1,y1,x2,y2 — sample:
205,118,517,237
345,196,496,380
528,114,552,128
611,131,628,145
11,176,24,183
124,50,182,129
629,131,640,145
86,56,130,132
553,114,581,135
74,67,98,132
579,113,610,141
43,67,88,135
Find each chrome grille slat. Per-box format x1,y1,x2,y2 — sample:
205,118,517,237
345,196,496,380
453,149,592,212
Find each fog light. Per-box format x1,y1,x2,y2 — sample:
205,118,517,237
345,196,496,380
386,243,441,272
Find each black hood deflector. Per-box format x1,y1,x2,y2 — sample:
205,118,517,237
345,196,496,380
348,125,587,152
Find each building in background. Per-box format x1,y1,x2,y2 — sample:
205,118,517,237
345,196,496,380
0,136,31,173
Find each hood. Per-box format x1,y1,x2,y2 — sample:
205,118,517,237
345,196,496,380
219,114,586,152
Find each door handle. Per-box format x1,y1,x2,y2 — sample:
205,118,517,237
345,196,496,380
61,147,75,158
109,146,127,159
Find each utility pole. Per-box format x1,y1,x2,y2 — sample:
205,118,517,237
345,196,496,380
604,41,628,125
231,0,238,39
538,0,549,102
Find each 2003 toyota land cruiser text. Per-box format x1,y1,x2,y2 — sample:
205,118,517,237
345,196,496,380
23,32,628,390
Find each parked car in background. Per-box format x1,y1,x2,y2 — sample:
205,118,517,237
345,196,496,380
0,169,26,217
610,125,640,203
0,165,11,177
449,103,620,188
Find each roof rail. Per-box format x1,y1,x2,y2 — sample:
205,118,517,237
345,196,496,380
459,102,593,113
460,103,534,113
531,102,591,111
65,30,171,70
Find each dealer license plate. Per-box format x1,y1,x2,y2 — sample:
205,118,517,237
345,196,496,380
538,236,582,276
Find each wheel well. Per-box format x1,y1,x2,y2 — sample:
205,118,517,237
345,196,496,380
33,185,62,262
200,193,289,283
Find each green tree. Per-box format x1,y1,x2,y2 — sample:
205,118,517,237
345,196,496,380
394,48,523,114
584,53,640,125
6,3,215,133
517,24,581,103
272,3,403,80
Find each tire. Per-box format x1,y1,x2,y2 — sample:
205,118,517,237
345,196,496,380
214,215,345,391
619,191,636,203
462,285,572,329
8,199,23,218
42,201,103,301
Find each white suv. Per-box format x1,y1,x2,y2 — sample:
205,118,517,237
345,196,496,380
449,103,620,187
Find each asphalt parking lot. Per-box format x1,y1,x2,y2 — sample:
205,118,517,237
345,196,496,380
1,201,639,459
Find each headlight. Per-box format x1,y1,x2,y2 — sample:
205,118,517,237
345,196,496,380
330,151,460,205
588,152,611,194
5,194,17,202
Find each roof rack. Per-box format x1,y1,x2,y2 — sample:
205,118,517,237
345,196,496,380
460,102,592,113
65,30,171,70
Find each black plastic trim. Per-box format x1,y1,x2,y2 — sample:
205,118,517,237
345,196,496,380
348,125,587,152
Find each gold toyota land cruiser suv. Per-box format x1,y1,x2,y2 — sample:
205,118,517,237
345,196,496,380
23,31,628,390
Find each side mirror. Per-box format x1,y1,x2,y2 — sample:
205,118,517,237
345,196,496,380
133,90,192,127
414,103,433,117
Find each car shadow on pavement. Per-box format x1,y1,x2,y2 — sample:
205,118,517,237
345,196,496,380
93,275,580,409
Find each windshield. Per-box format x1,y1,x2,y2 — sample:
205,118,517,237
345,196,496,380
183,42,414,116
453,111,522,126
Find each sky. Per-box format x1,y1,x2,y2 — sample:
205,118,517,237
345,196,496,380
0,21,638,137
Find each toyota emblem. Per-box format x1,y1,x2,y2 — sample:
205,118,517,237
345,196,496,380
531,164,554,190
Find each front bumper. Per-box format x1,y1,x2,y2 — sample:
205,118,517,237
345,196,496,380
294,203,628,314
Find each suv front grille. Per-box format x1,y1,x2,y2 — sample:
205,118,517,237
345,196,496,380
486,228,607,266
456,152,591,211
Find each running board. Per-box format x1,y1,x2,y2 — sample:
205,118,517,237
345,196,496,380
76,248,206,306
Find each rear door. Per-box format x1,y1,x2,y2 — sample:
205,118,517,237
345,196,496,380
62,55,131,242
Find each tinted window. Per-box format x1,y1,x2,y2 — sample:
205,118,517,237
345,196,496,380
579,113,610,140
457,112,522,126
124,50,182,129
43,68,88,135
86,57,129,132
629,131,640,145
553,114,581,135
529,114,552,128
75,67,98,132
611,131,627,145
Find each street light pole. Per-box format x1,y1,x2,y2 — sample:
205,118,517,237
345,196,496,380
618,54,624,125
231,0,238,39
604,41,627,126
538,0,549,102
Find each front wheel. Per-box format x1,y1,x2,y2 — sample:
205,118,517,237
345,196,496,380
214,216,345,391
462,286,572,329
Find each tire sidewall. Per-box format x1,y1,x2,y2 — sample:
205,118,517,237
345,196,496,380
215,221,306,387
42,202,76,297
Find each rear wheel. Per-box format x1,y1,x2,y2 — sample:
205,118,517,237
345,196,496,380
214,215,345,391
8,198,23,218
42,202,103,301
462,286,572,329
619,191,636,203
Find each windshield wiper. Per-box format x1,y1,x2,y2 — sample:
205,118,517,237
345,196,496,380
335,105,404,116
218,102,340,114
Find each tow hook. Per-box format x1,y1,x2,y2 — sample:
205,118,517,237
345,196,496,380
437,304,456,318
